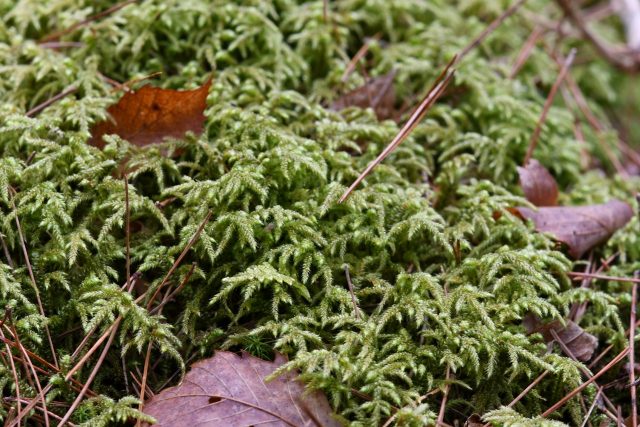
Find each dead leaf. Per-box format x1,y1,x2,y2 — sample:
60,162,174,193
517,159,558,206
525,315,597,362
331,71,396,120
90,78,211,149
465,414,484,427
512,199,633,258
142,351,342,427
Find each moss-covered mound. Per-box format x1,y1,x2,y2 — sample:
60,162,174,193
0,0,639,425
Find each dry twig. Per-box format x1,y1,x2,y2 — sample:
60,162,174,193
338,57,456,203
523,48,576,165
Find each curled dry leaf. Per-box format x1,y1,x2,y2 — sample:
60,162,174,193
331,71,396,120
464,414,484,427
525,316,598,362
512,200,633,258
517,159,558,206
142,350,342,427
89,78,211,149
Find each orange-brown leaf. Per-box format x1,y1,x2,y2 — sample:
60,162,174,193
89,79,211,148
517,159,558,206
513,200,633,258
331,71,396,120
142,351,341,427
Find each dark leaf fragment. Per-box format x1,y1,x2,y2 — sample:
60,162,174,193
513,200,633,258
517,159,558,206
331,71,396,120
525,316,598,362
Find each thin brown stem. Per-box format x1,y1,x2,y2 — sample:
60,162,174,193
4,314,50,427
549,329,618,420
57,319,121,426
541,347,630,418
341,34,381,82
631,275,639,427
9,190,58,369
579,389,601,427
6,398,75,426
339,57,456,203
25,86,78,117
510,26,546,78
136,342,153,427
146,211,212,309
149,262,196,315
40,0,138,43
523,48,576,165
3,331,22,425
569,272,640,284
437,366,451,426
124,175,131,290
555,0,640,73
0,233,14,268
458,0,528,62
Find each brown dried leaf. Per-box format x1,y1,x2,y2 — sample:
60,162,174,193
464,414,484,427
89,79,211,148
517,159,558,206
142,351,342,427
331,71,396,120
513,199,633,258
525,317,598,362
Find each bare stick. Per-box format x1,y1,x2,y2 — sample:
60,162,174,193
437,366,451,426
5,312,50,427
339,57,456,203
40,0,138,43
510,26,546,78
2,330,22,425
136,342,153,427
580,389,602,427
39,41,84,49
631,275,639,427
541,347,630,418
569,272,640,284
341,34,381,82
523,48,576,165
556,0,640,73
547,49,628,176
124,175,131,290
10,209,210,425
549,329,618,420
7,398,76,426
57,319,121,426
10,191,58,369
25,86,78,117
509,370,548,408
0,233,14,268
149,262,196,315
343,265,361,320
458,0,528,62
146,211,212,309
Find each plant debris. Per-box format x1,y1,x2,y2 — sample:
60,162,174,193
525,316,598,362
89,79,211,148
512,200,633,258
142,351,341,427
517,159,559,206
331,71,397,120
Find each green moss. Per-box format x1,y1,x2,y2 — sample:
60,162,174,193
0,0,638,425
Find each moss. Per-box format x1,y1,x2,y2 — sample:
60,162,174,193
0,0,638,425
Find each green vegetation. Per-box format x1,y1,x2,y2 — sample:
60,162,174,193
0,0,638,425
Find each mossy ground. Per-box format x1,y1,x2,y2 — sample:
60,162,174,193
0,0,639,425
